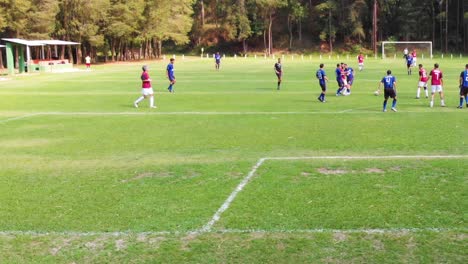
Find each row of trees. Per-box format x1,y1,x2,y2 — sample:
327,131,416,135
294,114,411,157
0,0,467,65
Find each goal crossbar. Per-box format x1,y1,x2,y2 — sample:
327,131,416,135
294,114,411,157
381,41,432,59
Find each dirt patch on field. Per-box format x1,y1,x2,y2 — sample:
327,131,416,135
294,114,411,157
180,233,198,251
317,168,348,175
49,238,74,256
301,172,312,176
390,166,401,171
115,239,127,251
365,168,385,174
121,172,173,183
332,232,347,242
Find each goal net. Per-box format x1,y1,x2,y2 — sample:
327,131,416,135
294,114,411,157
381,41,432,59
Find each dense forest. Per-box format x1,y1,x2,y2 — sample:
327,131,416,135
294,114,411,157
0,0,467,64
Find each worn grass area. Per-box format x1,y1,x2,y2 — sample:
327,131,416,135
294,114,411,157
0,57,466,262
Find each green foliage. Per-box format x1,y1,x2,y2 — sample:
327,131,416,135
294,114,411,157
0,0,466,58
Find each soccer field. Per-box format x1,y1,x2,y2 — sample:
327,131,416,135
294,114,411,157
0,56,467,263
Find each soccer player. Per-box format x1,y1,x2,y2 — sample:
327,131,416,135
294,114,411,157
406,54,413,75
428,63,446,107
416,64,429,99
377,70,397,112
214,52,221,70
167,58,176,93
411,49,417,66
274,58,283,90
85,55,91,70
134,65,156,108
316,63,328,102
345,63,354,95
340,63,348,95
403,47,409,59
357,53,364,71
335,63,344,95
458,64,468,108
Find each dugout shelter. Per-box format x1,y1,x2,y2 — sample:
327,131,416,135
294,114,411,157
1,38,80,75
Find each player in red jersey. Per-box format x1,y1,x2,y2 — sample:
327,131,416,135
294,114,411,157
134,65,156,108
340,63,348,95
411,49,417,67
357,53,364,71
428,63,445,107
416,64,428,99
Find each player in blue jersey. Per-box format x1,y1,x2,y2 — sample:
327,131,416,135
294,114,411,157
335,64,344,95
274,58,283,90
458,64,468,108
406,54,413,75
215,52,221,70
345,64,354,95
377,70,398,112
316,63,328,102
167,58,176,93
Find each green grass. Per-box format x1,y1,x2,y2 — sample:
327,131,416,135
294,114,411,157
0,56,466,263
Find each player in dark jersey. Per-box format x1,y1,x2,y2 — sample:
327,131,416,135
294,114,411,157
167,58,176,93
214,52,221,70
345,64,354,95
274,58,283,90
316,63,328,102
406,54,413,75
458,64,468,108
335,64,344,95
377,70,397,112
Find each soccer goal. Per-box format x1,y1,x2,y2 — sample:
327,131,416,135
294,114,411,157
381,41,432,59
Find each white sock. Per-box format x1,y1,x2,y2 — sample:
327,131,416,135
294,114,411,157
150,96,154,107
417,88,420,97
135,96,144,104
425,89,428,97
430,100,434,107
441,99,445,106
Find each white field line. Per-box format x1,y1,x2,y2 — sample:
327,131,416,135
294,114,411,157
0,227,465,238
0,113,42,124
0,110,455,122
196,158,267,234
198,155,468,233
266,155,468,160
218,227,468,234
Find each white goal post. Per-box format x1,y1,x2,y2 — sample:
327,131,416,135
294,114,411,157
381,41,432,59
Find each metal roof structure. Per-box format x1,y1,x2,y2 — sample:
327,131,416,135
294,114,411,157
1,38,80,46
0,45,5,48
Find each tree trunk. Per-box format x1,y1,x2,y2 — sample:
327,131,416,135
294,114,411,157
298,20,302,42
445,0,448,53
268,12,273,55
242,39,248,54
263,29,267,55
157,40,162,58
329,9,333,55
111,39,115,61
456,0,460,51
0,50,3,69
201,0,205,26
432,3,435,48
287,15,293,49
68,46,74,64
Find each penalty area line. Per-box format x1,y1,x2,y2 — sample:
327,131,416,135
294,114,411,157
198,155,468,234
0,113,43,125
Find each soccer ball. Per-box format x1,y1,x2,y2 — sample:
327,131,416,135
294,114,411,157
374,90,380,96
